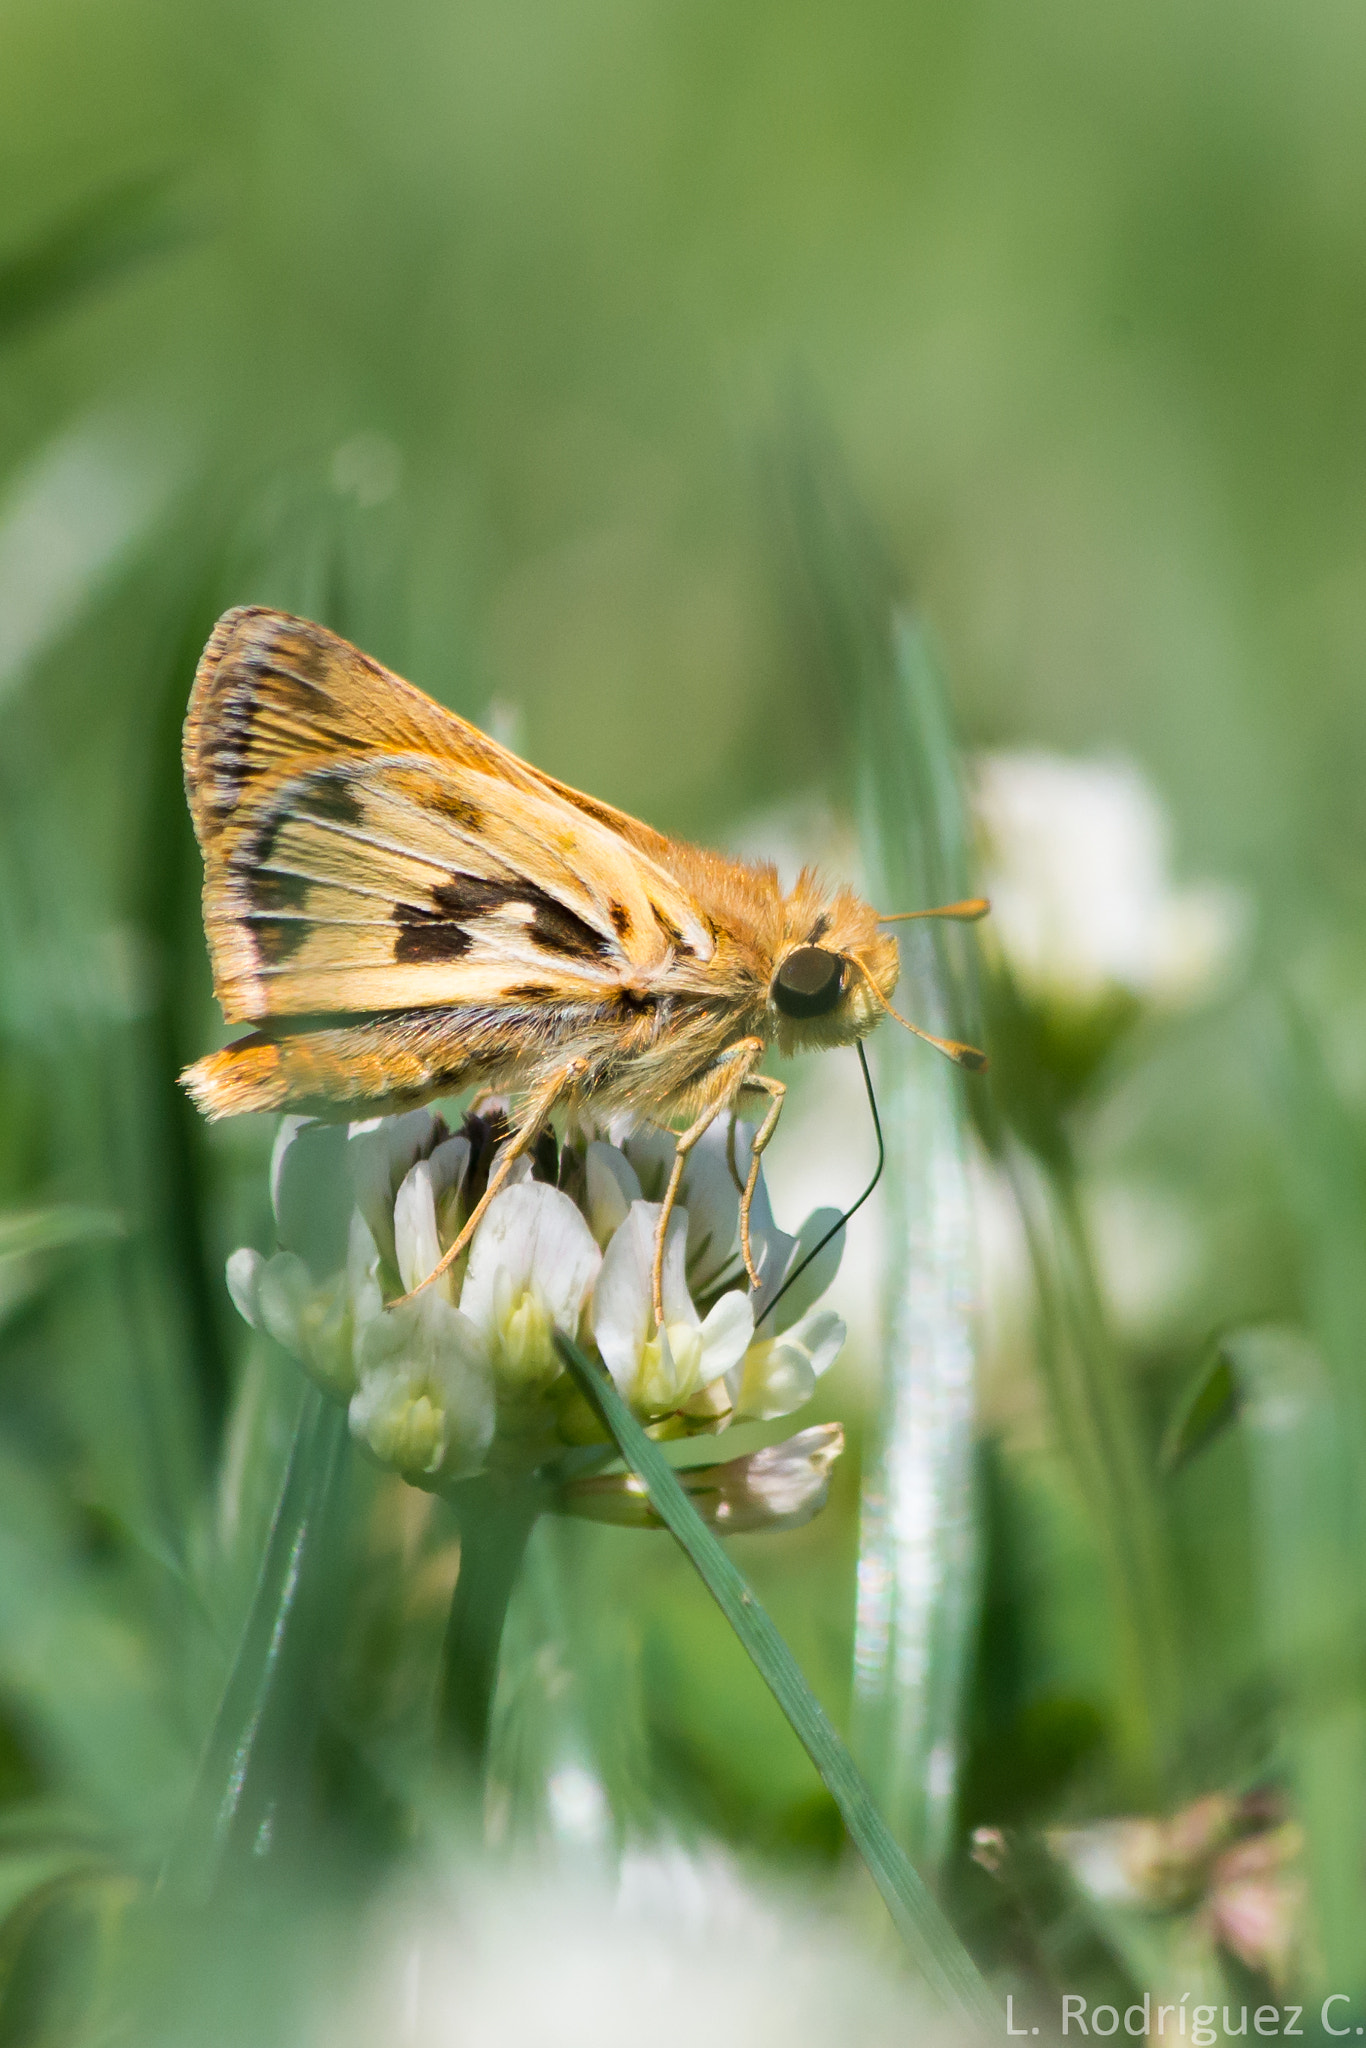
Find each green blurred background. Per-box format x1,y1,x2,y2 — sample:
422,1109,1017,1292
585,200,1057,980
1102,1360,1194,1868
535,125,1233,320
8,0,1366,856
2,0,1366,2037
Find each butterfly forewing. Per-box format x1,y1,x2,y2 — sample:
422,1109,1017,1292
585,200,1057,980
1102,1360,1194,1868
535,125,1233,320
186,609,716,1024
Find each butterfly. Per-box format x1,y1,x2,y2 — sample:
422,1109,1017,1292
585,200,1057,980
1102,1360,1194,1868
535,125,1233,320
181,606,986,1320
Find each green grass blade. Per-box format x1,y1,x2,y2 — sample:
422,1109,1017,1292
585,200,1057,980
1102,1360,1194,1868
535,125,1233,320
553,1333,997,2025
780,450,985,1867
1223,1326,1366,2001
437,1474,546,1773
1265,997,1366,1561
0,1204,124,1329
850,615,985,1869
0,1206,123,1264
161,1387,351,1898
0,171,193,347
1255,998,1366,1988
0,1442,188,1849
1159,1343,1240,1476
779,436,1176,1796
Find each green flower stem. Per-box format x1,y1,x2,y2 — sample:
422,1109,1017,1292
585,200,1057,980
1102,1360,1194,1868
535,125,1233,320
437,1472,550,1772
553,1334,998,2027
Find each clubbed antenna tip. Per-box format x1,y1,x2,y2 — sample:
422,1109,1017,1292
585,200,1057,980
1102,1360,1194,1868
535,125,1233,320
877,896,990,924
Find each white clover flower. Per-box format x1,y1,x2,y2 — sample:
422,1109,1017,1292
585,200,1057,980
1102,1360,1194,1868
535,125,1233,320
391,1134,474,1297
972,749,1246,1014
350,1294,493,1488
617,1119,751,1295
592,1202,753,1421
584,1140,640,1249
732,1309,846,1423
347,1132,496,1486
459,1182,601,1400
1044,1795,1305,1989
227,1207,378,1403
224,1102,850,1507
611,1114,841,1311
734,1164,847,1422
347,1107,452,1271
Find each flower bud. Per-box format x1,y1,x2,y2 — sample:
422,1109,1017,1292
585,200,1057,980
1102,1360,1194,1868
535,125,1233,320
561,1422,844,1534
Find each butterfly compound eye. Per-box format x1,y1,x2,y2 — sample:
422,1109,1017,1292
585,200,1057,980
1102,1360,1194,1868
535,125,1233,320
772,946,846,1019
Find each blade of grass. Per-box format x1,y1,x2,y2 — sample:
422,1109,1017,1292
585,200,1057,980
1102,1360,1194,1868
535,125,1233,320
0,1442,188,1848
0,171,194,348
0,1203,125,1322
1223,1326,1366,2002
850,614,985,1870
485,1515,649,1855
1266,997,1366,1556
553,1332,997,2026
161,1387,351,1898
779,430,1177,1795
0,1206,123,1264
779,438,984,1869
1257,995,1366,1991
0,423,202,1554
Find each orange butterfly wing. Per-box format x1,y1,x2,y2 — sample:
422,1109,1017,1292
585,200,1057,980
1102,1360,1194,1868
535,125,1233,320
184,608,719,1026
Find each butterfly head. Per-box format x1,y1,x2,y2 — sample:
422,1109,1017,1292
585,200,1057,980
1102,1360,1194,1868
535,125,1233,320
769,880,899,1054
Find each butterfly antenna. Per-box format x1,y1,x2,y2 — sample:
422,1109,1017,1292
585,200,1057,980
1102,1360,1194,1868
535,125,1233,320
848,954,989,1071
755,1040,884,1331
877,896,990,923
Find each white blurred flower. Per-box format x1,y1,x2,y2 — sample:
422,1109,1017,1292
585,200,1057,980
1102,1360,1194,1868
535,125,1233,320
225,1106,847,1504
321,1850,949,2048
972,749,1246,1013
1207,1823,1305,1988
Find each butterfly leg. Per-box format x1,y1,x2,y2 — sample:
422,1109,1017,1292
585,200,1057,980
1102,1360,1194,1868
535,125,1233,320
651,1038,766,1327
392,1058,589,1306
735,1073,787,1292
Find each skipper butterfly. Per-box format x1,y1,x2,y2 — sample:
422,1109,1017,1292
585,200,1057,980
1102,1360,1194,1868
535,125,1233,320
182,608,985,1317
